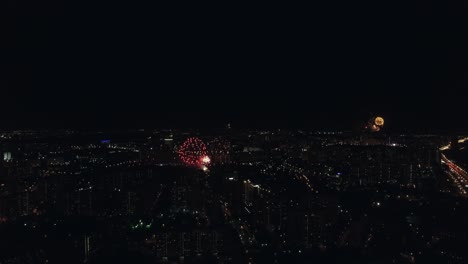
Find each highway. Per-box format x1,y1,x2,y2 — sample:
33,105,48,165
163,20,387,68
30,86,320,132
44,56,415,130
441,153,468,196
439,137,468,151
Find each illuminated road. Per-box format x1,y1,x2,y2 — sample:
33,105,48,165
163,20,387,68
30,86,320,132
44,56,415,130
441,153,468,196
439,137,468,151
281,161,314,192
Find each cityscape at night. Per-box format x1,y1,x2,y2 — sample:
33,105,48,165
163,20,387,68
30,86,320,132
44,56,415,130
2,0,468,263
0,127,468,263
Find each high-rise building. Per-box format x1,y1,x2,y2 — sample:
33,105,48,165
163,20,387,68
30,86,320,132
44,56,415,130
18,191,30,216
83,235,95,262
3,152,12,162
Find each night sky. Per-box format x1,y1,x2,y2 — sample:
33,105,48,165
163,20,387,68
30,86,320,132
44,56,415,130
1,1,467,130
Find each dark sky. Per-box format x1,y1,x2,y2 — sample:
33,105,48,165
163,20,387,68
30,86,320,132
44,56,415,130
1,1,467,130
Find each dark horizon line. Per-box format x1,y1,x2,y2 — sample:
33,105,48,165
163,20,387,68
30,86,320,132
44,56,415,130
0,127,466,135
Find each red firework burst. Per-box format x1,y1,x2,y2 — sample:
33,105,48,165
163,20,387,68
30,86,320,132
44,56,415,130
178,137,210,166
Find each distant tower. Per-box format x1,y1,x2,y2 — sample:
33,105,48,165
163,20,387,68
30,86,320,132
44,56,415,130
3,152,12,162
125,192,136,215
84,235,94,262
243,180,253,205
18,191,30,216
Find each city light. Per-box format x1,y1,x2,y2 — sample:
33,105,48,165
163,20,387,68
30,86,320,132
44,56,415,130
1,129,467,263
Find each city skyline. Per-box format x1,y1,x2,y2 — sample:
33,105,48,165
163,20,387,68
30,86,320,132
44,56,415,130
2,1,468,263
0,128,467,263
1,1,468,263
